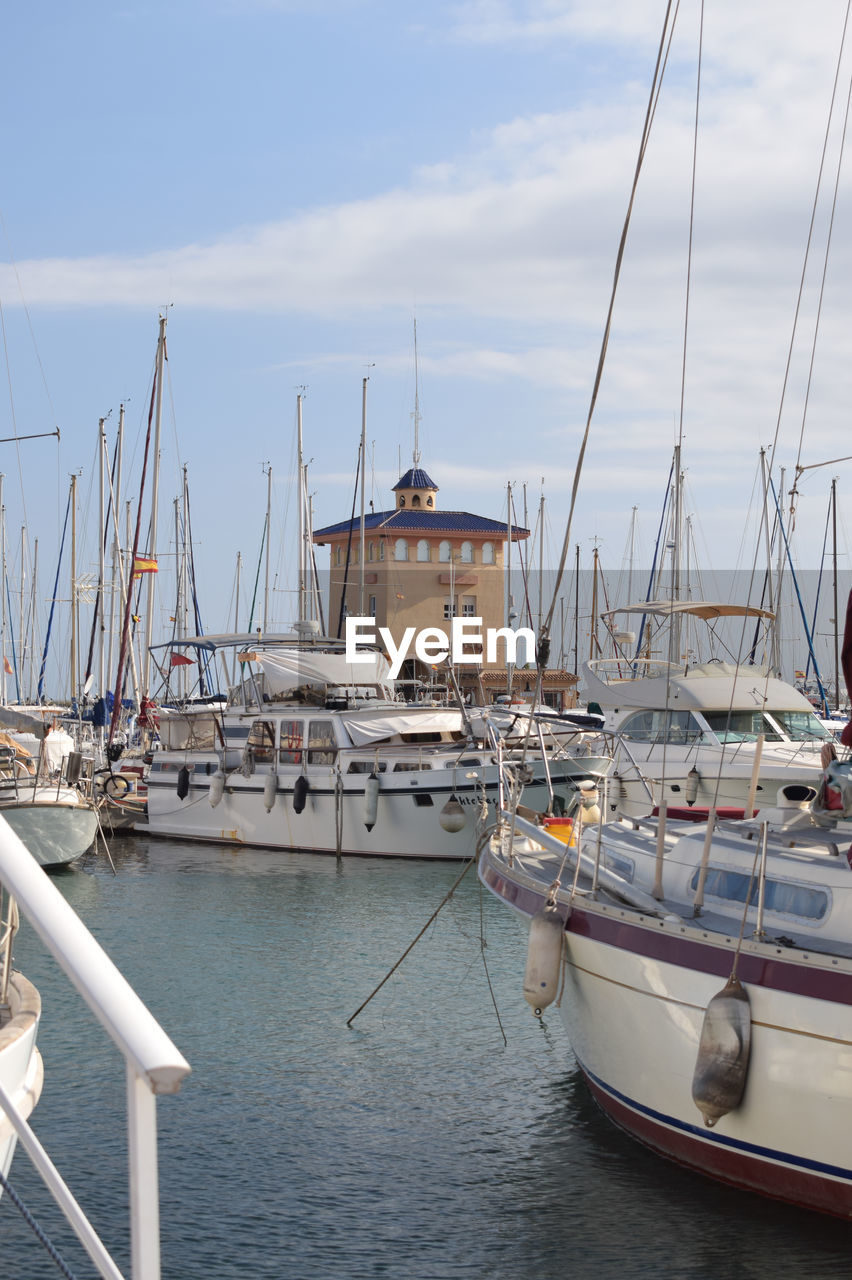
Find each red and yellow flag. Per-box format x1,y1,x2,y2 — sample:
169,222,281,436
132,556,158,578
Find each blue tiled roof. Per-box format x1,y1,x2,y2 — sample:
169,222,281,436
392,468,437,492
313,509,528,539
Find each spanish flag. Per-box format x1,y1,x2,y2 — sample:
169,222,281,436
3,657,11,675
132,556,158,578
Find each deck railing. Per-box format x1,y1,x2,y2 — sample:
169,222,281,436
0,817,190,1280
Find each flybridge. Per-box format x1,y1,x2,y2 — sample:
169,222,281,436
345,616,536,680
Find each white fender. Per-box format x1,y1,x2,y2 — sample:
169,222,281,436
439,794,466,833
523,902,565,1016
263,772,278,813
209,771,225,808
364,771,380,831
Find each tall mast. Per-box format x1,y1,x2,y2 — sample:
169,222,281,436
0,474,5,703
69,477,77,703
142,314,167,694
832,476,839,711
263,463,272,633
359,378,367,614
98,417,106,703
297,394,307,625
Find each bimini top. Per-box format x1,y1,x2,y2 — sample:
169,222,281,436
602,601,775,623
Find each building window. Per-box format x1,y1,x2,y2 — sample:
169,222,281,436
482,541,494,564
399,495,406,507
427,496,433,507
379,541,385,561
368,595,377,614
462,595,476,617
417,539,430,562
368,541,375,561
443,596,457,620
336,546,342,566
460,541,473,563
394,538,408,561
412,494,421,507
439,540,451,563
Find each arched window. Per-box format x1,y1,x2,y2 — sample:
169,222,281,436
399,495,406,507
482,541,494,564
379,541,385,561
426,496,434,508
417,539,430,562
412,494,421,508
439,541,451,563
394,538,408,561
460,541,473,563
335,546,342,566
368,541,375,562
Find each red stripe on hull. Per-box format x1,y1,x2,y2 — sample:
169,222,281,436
583,1073,852,1219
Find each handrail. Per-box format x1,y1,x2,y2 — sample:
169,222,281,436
0,815,190,1279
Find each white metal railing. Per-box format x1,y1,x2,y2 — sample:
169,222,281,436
0,816,190,1279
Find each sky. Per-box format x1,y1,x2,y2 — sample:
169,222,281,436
1,0,852,693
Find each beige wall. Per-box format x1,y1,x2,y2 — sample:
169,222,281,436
319,531,525,672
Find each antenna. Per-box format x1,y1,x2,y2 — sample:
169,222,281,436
412,317,421,467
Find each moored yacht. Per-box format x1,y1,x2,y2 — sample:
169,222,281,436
144,633,610,857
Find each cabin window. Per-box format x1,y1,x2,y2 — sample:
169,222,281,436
393,762,432,771
248,719,276,764
482,541,495,564
764,710,833,742
394,538,409,562
417,539,430,562
347,761,388,774
620,709,702,745
460,541,473,563
278,719,304,766
702,710,782,744
690,867,828,921
439,541,451,562
307,719,337,765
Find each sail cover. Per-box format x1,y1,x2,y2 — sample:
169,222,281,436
340,707,465,746
252,648,394,695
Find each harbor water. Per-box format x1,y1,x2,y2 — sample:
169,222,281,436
2,834,851,1279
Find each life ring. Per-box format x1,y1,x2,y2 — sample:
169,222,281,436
104,774,131,799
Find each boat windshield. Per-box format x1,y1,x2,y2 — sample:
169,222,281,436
764,710,833,742
701,710,783,744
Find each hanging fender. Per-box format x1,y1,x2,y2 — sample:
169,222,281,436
523,901,566,1016
439,794,466,832
692,974,751,1127
263,772,278,814
364,771,380,831
293,774,309,814
209,771,225,808
176,765,191,801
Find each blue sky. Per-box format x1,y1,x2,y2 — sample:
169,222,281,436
1,1,851,689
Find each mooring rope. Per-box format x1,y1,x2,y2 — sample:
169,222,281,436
0,1166,79,1279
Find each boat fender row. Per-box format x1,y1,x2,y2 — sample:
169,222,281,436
364,771,379,831
523,901,566,1017
293,774,310,814
691,974,751,1127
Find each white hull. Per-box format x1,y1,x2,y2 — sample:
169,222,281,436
0,795,99,869
479,829,852,1216
0,971,43,1191
145,756,609,858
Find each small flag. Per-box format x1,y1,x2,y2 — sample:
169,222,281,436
3,657,12,675
170,652,193,667
132,556,158,578
131,614,141,623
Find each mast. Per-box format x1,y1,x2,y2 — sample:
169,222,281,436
297,394,307,625
98,417,106,704
0,474,5,704
263,463,272,633
412,319,421,467
832,475,839,710
359,377,367,615
142,314,167,694
70,477,77,703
